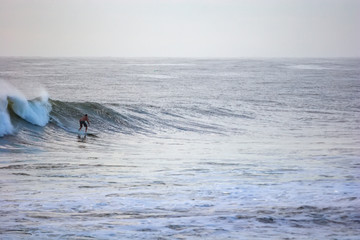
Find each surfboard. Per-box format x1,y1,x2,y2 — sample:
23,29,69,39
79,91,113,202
85,133,98,137
77,131,98,137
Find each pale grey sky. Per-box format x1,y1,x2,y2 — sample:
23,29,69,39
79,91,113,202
0,0,359,58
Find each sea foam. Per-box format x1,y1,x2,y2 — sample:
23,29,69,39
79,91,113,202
0,95,13,137
0,80,51,136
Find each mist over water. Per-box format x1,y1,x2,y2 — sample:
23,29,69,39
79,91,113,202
0,58,359,239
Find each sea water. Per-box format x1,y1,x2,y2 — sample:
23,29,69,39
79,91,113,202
0,58,359,239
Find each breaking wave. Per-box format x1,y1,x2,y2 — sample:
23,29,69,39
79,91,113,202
1,80,250,138
0,80,51,137
49,100,234,135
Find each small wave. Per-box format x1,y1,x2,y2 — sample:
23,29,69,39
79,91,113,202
288,64,329,70
127,73,176,79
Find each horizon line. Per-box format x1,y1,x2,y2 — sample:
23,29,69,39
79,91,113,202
1,55,360,59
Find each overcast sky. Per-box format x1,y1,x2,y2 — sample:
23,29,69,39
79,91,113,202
0,0,359,58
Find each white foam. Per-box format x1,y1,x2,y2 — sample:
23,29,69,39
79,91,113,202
0,80,51,136
0,96,13,137
0,80,16,136
8,96,51,126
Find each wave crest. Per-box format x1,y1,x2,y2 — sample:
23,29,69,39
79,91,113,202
8,96,51,127
0,80,51,137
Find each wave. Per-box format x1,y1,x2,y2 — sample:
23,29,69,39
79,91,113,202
1,80,250,138
0,80,51,137
287,64,330,70
0,80,151,137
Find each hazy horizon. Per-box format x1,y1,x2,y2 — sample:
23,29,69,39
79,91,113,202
1,0,359,58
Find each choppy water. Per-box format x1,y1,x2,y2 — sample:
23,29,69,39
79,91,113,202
0,58,359,239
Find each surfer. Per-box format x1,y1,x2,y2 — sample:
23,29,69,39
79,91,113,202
78,114,90,133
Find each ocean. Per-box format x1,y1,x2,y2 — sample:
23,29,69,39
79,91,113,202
0,57,359,239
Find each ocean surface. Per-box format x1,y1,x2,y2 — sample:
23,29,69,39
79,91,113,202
0,57,359,239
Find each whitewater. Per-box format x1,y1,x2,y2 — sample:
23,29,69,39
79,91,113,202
0,57,359,239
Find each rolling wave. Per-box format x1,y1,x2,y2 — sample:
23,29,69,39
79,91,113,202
2,98,240,138
1,80,249,139
0,80,144,137
0,80,51,137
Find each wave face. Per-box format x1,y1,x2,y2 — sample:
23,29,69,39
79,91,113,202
49,100,141,134
49,99,240,136
0,80,51,137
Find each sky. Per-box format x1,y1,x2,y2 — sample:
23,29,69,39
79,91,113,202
0,0,359,58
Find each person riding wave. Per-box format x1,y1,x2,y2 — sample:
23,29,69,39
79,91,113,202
79,114,90,132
